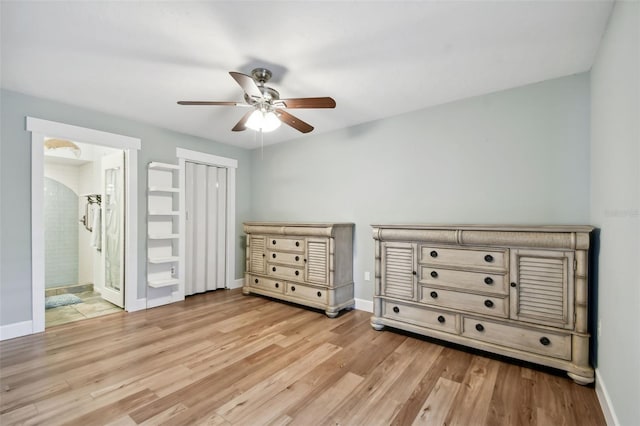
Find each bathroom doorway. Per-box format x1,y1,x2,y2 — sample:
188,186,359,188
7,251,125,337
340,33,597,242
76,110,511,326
27,117,141,336
43,140,124,327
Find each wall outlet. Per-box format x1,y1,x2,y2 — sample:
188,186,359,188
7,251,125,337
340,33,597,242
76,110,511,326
364,271,371,281
171,266,176,275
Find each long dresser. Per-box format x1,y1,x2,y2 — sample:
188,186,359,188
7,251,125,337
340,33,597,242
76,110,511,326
371,224,594,384
244,222,354,317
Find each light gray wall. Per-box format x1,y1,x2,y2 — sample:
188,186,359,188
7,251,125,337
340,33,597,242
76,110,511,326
0,89,251,326
590,2,639,424
250,73,591,302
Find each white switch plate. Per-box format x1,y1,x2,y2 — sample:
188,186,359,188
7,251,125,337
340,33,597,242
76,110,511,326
364,271,371,281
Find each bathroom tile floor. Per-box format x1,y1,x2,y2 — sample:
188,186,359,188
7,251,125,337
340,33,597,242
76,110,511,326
45,291,122,328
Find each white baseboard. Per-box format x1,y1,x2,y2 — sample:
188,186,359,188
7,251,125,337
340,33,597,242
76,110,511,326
355,298,373,313
595,369,619,426
0,320,34,341
228,278,244,289
126,298,147,312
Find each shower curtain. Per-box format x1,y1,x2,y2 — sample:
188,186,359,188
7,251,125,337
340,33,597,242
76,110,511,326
184,162,227,295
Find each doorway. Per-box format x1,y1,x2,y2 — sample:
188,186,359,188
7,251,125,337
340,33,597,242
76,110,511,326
27,117,141,335
42,141,124,327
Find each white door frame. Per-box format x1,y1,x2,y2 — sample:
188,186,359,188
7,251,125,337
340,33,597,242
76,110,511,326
176,148,237,293
27,117,141,334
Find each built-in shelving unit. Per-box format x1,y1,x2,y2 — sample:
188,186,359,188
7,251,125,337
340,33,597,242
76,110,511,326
147,162,180,294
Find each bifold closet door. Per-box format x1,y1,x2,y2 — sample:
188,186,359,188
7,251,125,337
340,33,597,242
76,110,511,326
185,162,227,295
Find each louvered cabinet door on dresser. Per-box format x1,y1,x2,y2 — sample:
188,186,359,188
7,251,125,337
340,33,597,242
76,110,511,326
244,222,354,317
371,225,594,384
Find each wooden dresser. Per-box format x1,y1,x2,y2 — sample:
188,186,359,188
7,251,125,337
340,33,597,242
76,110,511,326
244,222,354,317
371,224,594,384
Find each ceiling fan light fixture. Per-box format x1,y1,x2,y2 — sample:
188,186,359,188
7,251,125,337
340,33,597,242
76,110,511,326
246,109,281,132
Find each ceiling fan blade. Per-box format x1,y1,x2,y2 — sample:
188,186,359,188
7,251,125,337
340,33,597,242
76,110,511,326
232,110,254,132
229,72,263,99
277,110,314,133
177,101,243,106
279,97,336,109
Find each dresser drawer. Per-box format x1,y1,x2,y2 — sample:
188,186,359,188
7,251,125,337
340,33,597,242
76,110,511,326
248,275,284,294
268,237,304,252
382,300,458,334
267,250,304,267
285,283,328,304
420,246,507,270
462,316,571,360
419,266,508,295
420,286,508,318
267,264,303,280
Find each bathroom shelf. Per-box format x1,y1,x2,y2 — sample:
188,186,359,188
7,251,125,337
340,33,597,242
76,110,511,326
147,161,181,307
148,278,180,288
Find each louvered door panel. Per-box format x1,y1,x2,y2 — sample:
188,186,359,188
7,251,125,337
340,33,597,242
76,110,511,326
249,236,266,274
511,249,574,329
381,242,416,300
306,238,328,284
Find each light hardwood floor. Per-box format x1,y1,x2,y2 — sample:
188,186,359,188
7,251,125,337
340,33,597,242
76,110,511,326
1,289,605,426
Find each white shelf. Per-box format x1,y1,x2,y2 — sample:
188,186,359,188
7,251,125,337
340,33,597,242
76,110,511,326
148,186,179,193
147,161,181,307
149,162,179,171
148,278,179,288
148,256,179,264
149,233,179,240
148,211,179,216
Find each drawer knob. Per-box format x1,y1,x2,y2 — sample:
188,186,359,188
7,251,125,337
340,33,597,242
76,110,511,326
262,254,265,257
272,266,276,272
484,277,493,285
291,286,296,292
430,271,438,278
275,283,279,288
272,253,276,258
295,241,300,247
484,254,494,263
540,337,551,346
510,282,517,288
430,291,438,299
393,306,400,313
437,315,445,323
475,323,485,332
295,255,300,261
412,271,417,276
430,250,438,258
272,240,276,245
254,278,259,284
317,291,322,297
295,270,300,276
484,299,494,308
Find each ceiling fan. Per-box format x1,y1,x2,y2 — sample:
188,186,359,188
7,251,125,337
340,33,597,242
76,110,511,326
178,68,336,134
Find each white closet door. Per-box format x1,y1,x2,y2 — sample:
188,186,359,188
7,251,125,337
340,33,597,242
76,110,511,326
185,162,227,296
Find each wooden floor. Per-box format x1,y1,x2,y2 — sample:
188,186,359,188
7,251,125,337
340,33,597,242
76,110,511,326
1,289,605,426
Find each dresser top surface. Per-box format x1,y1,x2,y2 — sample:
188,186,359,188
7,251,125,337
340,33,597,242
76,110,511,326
371,224,594,233
245,221,354,227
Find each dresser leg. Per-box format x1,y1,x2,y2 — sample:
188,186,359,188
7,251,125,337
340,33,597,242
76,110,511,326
371,319,384,331
242,287,251,296
567,372,595,385
325,309,339,318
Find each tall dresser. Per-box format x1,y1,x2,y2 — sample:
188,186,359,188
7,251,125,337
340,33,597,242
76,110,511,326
371,224,594,384
244,222,354,317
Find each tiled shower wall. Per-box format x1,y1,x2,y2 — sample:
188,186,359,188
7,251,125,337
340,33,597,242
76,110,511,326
44,177,78,288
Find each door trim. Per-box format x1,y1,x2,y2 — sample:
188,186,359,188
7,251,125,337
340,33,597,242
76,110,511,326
176,148,237,292
27,117,141,334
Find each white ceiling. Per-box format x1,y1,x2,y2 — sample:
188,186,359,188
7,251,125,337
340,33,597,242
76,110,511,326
1,1,613,149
